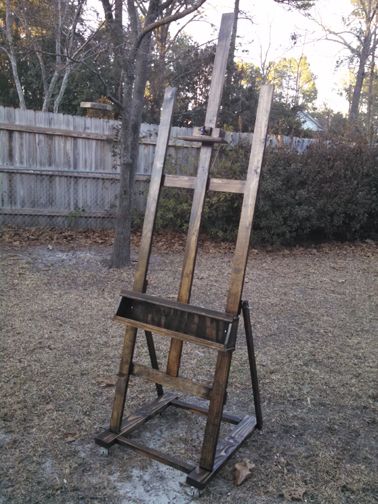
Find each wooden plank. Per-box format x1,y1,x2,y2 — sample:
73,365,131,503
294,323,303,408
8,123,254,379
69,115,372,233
186,415,257,489
133,87,176,292
208,178,245,194
0,122,113,141
226,84,274,315
116,437,196,474
164,174,196,190
0,166,150,181
171,399,241,425
0,207,114,218
80,101,114,112
113,316,228,351
163,175,245,194
167,13,234,377
199,351,232,471
132,363,212,400
109,88,176,433
95,392,178,447
119,290,235,323
176,135,226,144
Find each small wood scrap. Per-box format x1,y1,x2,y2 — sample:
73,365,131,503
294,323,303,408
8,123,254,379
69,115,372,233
233,459,255,486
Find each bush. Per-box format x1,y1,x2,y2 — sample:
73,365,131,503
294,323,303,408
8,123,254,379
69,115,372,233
153,142,378,246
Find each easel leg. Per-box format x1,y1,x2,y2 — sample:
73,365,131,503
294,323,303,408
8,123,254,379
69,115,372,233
145,330,164,397
199,351,232,471
110,326,137,432
241,300,263,429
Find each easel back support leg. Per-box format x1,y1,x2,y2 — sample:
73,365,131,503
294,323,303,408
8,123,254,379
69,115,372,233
242,300,263,429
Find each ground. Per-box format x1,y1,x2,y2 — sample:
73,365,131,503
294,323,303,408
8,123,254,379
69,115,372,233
0,229,377,504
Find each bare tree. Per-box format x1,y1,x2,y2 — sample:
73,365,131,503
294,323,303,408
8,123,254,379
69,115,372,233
109,0,208,268
0,0,103,112
309,0,377,124
0,0,26,108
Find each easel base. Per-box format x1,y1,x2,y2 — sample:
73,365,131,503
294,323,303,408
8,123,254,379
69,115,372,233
95,392,257,490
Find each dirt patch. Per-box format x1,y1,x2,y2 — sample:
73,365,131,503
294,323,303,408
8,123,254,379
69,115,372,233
0,231,377,503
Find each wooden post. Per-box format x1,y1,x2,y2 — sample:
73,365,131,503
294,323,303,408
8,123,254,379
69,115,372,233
109,88,176,432
166,13,234,378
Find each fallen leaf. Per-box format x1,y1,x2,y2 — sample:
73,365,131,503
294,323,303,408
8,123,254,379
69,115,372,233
234,459,255,486
96,376,117,388
283,486,306,501
64,432,79,443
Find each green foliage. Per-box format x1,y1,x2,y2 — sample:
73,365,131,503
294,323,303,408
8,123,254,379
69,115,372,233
154,142,378,246
268,55,317,108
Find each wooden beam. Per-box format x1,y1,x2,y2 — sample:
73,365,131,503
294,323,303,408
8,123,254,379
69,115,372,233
80,101,113,112
109,88,176,433
171,399,241,424
167,13,235,377
132,363,212,400
95,392,178,448
0,122,113,141
226,84,274,315
114,316,227,351
116,436,196,474
186,415,257,489
0,207,114,218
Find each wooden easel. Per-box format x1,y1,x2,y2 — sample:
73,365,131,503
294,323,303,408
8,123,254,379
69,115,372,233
95,13,273,489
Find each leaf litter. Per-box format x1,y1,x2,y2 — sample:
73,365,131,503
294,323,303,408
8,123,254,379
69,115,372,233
0,228,377,503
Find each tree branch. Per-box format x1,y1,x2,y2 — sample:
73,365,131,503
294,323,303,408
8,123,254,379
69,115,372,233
136,0,208,48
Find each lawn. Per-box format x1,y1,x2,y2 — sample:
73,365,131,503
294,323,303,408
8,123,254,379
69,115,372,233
0,229,377,503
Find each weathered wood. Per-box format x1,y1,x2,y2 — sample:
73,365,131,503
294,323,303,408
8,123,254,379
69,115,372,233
133,87,177,292
109,88,176,433
226,84,274,315
80,101,114,112
163,174,246,194
199,351,233,471
177,135,226,144
131,363,212,400
209,178,245,194
0,207,113,218
116,437,196,473
186,415,257,489
171,399,241,424
163,174,196,190
95,392,178,448
167,13,234,377
0,121,114,141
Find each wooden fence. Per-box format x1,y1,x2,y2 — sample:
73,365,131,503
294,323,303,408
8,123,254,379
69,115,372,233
0,106,314,229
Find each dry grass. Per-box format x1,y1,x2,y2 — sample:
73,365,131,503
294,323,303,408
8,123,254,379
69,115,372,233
0,229,377,503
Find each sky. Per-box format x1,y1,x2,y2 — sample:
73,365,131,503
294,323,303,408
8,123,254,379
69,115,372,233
181,0,354,113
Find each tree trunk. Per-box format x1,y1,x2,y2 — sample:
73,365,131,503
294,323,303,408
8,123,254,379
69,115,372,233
5,0,26,109
349,30,372,124
110,7,158,268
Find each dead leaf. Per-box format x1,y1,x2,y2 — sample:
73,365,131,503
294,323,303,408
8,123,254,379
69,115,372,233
283,486,306,501
64,432,79,443
233,459,255,486
96,376,117,388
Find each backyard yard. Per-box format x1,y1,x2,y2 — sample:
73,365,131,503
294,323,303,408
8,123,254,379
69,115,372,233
0,229,377,503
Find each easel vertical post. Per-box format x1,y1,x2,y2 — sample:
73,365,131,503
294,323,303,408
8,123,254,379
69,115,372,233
167,13,235,377
109,88,176,432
